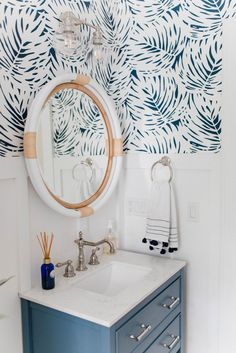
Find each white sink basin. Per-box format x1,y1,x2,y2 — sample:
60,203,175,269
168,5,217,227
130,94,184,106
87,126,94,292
73,261,152,297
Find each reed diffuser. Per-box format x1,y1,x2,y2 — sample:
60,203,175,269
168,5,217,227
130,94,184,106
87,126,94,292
37,232,55,290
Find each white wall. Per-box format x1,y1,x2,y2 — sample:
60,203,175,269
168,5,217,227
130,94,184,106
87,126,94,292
28,182,81,287
218,19,236,353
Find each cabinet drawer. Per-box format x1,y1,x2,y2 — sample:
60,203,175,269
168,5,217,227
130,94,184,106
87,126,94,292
116,278,181,353
145,315,181,353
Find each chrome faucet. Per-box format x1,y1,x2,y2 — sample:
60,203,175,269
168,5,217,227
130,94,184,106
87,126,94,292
74,231,115,271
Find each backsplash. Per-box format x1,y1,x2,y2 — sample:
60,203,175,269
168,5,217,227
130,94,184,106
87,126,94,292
0,0,235,157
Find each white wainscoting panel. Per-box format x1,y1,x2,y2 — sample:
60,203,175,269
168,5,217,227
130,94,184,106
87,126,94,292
0,158,31,353
0,158,84,352
28,182,82,287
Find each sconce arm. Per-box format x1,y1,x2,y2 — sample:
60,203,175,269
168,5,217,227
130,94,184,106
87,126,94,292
74,20,98,32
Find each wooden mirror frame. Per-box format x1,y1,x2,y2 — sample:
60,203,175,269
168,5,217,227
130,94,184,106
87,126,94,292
24,74,123,217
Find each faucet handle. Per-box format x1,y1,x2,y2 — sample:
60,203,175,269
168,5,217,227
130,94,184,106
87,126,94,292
74,231,84,246
88,247,100,265
56,260,76,278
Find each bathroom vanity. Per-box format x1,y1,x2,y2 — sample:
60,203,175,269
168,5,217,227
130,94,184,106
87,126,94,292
20,251,185,353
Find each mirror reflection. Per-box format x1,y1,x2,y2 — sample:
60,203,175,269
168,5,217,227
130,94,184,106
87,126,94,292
36,87,108,205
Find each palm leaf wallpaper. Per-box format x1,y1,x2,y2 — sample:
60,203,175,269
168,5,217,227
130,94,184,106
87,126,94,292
0,0,235,157
51,88,106,156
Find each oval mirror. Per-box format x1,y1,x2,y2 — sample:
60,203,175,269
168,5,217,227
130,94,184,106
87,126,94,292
24,74,122,217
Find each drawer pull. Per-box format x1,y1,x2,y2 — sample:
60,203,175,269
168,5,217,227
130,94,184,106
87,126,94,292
129,324,152,342
162,334,180,350
162,296,180,310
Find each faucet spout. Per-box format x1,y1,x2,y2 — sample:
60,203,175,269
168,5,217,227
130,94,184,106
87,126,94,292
83,239,115,254
74,232,115,272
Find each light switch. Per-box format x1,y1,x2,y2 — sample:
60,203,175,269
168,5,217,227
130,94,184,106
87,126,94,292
188,202,200,222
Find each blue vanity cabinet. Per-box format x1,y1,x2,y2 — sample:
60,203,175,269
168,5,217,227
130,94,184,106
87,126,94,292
21,269,185,353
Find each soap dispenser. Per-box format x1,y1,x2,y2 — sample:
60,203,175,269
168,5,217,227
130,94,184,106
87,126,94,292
103,219,118,254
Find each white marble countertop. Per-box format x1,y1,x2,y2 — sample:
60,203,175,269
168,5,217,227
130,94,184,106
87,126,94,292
19,250,186,327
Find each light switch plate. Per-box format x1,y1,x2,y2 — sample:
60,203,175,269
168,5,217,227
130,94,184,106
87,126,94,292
187,202,200,222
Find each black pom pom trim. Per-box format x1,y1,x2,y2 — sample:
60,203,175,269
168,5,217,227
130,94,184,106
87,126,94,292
169,247,178,253
150,240,158,246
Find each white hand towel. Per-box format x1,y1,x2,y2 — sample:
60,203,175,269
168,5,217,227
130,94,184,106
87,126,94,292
142,180,178,254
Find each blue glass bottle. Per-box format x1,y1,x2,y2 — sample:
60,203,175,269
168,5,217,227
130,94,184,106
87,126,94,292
41,258,55,290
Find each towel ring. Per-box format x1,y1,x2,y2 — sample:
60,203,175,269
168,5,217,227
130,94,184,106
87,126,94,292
151,156,173,182
72,158,95,183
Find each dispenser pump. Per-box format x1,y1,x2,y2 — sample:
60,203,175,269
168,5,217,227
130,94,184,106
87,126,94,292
103,219,118,254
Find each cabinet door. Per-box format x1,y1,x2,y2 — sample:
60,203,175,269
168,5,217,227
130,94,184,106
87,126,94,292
145,315,181,353
28,303,110,353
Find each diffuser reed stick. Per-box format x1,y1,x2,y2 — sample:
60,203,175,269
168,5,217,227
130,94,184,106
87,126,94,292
37,232,54,260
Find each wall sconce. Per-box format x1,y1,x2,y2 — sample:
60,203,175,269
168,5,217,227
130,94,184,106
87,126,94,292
54,11,108,65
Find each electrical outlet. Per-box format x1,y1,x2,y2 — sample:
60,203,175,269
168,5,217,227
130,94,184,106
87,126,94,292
127,198,148,217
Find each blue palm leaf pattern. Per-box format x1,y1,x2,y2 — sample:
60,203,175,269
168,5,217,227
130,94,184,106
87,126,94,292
1,0,236,156
5,0,47,7
118,70,187,152
116,102,137,152
51,91,79,156
177,34,222,97
182,94,221,152
128,70,186,128
53,120,78,156
130,11,186,73
127,0,180,20
75,129,106,156
52,89,106,156
128,121,187,154
0,75,31,156
47,0,89,14
76,95,105,134
0,6,50,89
94,46,131,104
182,0,236,38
